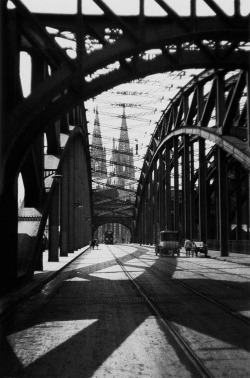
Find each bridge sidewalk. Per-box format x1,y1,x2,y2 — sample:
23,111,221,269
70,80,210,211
207,249,250,265
0,246,90,320
142,244,250,265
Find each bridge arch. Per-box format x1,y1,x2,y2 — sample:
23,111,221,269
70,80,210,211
134,69,250,253
3,1,250,185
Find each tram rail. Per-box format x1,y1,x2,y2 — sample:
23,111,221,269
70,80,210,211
107,245,214,378
116,244,250,327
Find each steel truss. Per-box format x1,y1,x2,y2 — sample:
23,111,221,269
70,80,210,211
134,69,250,255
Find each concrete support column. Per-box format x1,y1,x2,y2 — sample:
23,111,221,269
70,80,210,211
68,144,75,253
49,179,60,262
217,148,229,256
60,158,69,256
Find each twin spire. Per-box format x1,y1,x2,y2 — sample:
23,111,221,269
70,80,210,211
93,104,129,148
91,103,135,186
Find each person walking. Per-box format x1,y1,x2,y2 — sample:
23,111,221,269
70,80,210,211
91,239,96,249
184,239,193,257
95,239,99,249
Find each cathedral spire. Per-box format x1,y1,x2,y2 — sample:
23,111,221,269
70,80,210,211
91,105,107,184
119,104,129,152
92,106,102,147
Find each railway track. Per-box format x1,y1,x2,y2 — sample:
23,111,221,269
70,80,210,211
159,254,250,281
107,245,215,378
2,244,249,378
117,244,250,326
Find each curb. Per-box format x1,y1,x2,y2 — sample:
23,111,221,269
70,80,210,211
0,246,90,320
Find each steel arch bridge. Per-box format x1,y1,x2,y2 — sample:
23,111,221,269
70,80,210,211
0,0,250,293
133,69,250,255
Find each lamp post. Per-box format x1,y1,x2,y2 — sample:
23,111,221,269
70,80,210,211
74,202,84,249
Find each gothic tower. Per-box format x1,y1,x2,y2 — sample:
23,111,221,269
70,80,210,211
109,105,135,188
91,107,107,189
108,105,135,243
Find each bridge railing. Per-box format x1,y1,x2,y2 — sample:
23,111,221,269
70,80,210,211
207,240,250,254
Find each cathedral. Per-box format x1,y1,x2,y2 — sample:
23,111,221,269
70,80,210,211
91,105,135,243
90,107,107,189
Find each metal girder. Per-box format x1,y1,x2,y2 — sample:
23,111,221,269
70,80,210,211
137,69,250,191
11,0,75,69
32,8,250,91
4,4,249,181
222,72,246,134
134,68,250,246
92,0,139,43
134,69,250,251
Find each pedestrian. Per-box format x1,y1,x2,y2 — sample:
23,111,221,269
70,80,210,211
91,239,96,249
191,241,196,257
184,239,192,257
193,242,198,257
42,234,48,251
95,239,99,249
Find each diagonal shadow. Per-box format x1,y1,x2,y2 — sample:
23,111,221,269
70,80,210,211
1,246,250,377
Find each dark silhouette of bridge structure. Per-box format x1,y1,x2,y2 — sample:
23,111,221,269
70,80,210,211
0,0,249,294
